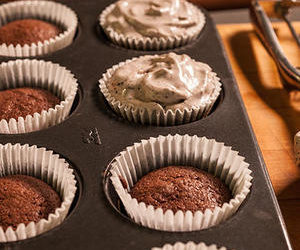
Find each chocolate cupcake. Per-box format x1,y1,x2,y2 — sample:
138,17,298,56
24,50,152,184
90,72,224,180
0,1,78,57
0,175,61,231
99,53,221,126
109,134,252,231
99,0,205,50
152,241,227,250
130,166,232,213
0,19,61,46
0,59,78,134
0,87,61,121
0,143,76,242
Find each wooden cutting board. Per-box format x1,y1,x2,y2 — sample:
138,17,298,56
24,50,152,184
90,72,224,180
217,22,300,250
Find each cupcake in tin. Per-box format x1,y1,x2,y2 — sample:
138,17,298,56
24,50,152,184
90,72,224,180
99,52,221,126
0,143,77,242
0,59,78,134
0,175,62,231
99,0,205,50
108,134,252,232
0,88,61,122
0,0,78,57
129,166,232,214
0,19,61,47
152,241,227,250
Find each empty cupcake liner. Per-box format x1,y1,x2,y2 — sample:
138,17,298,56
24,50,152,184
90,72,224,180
99,2,205,50
109,134,252,232
99,55,222,126
0,143,77,242
152,241,227,250
0,0,78,57
0,59,78,134
295,131,300,166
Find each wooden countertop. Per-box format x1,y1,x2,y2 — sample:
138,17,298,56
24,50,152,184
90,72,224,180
217,22,300,250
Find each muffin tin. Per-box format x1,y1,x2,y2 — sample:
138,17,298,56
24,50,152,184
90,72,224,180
0,0,292,249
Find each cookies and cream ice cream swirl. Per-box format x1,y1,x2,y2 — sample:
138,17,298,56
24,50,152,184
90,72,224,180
104,0,204,38
107,53,220,111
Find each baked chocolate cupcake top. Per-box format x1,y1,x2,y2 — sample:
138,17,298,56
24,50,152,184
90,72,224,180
107,53,219,111
104,0,203,38
0,87,61,121
0,19,61,46
130,166,232,213
0,175,61,230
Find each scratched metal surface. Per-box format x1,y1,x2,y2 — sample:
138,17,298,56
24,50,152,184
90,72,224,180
210,7,300,24
0,1,292,249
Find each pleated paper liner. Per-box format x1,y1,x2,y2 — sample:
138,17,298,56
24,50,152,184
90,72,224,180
109,134,252,232
0,59,78,134
0,0,78,57
99,54,222,126
0,143,77,242
152,241,227,250
99,1,205,50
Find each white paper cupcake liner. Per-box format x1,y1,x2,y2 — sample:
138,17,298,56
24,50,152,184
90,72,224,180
0,59,78,134
0,143,77,242
295,131,300,166
99,55,222,126
109,134,252,232
99,2,205,50
152,241,227,250
0,0,78,57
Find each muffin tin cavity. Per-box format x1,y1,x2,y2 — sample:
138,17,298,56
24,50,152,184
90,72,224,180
152,241,227,250
0,0,78,57
0,59,78,134
104,134,252,232
0,143,78,242
99,0,206,51
99,53,222,126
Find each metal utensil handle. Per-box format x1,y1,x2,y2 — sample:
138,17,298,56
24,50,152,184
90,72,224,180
250,0,300,90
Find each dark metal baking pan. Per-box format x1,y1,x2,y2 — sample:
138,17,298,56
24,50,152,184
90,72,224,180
0,0,292,249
